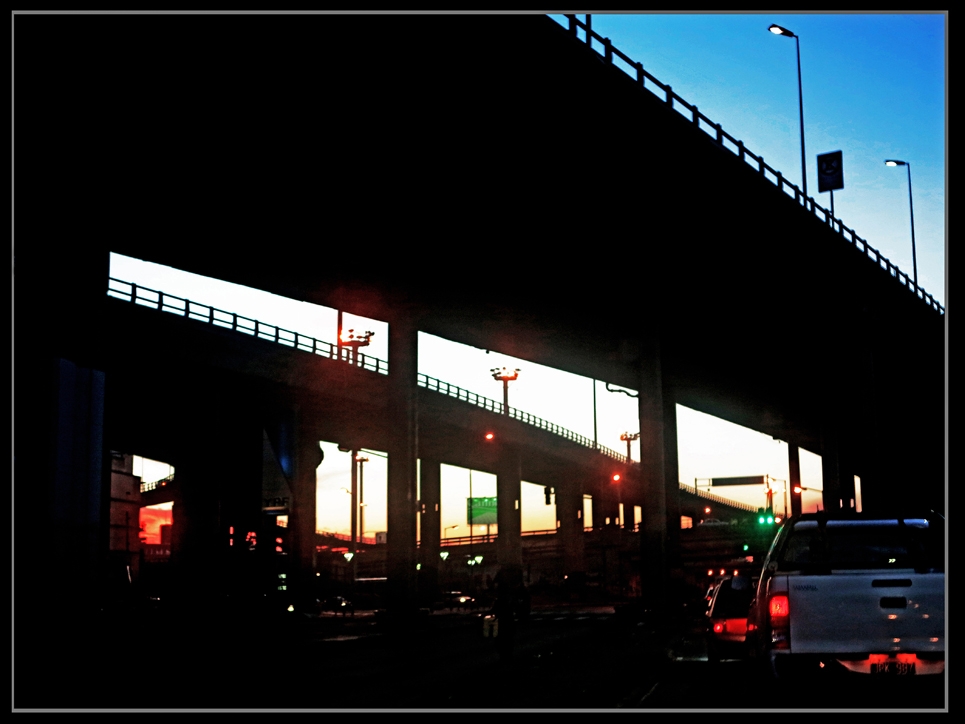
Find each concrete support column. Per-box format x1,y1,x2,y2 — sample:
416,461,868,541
495,443,523,578
418,458,442,606
838,446,857,511
788,444,803,517
48,359,107,616
637,336,670,610
660,399,682,565
386,314,419,617
290,408,323,610
174,392,262,612
556,477,586,585
171,441,223,608
820,418,844,512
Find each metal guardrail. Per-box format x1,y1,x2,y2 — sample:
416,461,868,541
418,373,628,463
108,278,628,464
108,278,388,374
319,531,379,546
563,15,943,315
140,474,175,494
678,482,759,513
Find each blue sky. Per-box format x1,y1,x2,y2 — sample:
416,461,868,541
549,12,946,307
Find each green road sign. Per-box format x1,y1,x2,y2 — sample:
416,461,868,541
468,496,497,525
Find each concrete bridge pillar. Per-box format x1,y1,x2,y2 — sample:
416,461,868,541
637,336,673,610
660,405,682,569
289,407,323,610
788,444,803,517
418,458,442,606
820,416,850,512
385,315,419,617
556,476,586,584
171,396,262,610
495,443,523,578
42,359,107,617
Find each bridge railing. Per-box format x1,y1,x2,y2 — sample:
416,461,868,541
107,277,389,374
678,482,760,513
418,373,628,463
140,474,175,494
564,15,943,315
107,278,628,464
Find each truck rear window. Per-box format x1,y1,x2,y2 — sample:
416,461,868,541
776,518,944,573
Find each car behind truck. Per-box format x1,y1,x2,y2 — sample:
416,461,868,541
746,510,945,680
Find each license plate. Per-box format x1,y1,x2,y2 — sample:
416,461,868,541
870,661,916,675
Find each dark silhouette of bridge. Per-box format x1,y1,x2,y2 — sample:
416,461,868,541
15,13,944,709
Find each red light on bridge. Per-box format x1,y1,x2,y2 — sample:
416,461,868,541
611,474,621,483
484,432,495,441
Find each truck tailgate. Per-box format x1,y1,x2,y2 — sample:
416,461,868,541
785,571,945,654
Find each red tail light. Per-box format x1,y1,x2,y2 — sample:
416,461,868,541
768,594,791,650
769,594,790,618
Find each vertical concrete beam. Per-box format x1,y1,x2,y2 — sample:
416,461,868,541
838,446,857,511
418,458,442,605
556,476,586,582
173,392,262,610
170,444,222,607
637,337,670,609
48,359,107,614
386,315,419,616
660,395,682,575
820,417,843,512
495,443,523,577
290,407,322,609
788,443,803,517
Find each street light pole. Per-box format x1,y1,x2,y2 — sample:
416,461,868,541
490,367,520,415
620,431,640,462
885,160,918,287
769,23,807,200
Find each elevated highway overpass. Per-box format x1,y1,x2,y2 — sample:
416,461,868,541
15,14,944,628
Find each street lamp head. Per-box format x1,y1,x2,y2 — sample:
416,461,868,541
885,159,907,167
490,367,520,381
769,23,795,37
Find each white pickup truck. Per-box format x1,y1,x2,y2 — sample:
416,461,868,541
746,510,945,680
